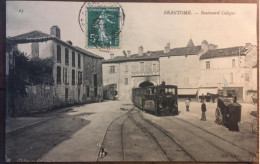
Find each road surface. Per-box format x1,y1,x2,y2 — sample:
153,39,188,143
5,101,257,162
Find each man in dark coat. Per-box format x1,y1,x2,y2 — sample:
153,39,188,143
201,101,207,121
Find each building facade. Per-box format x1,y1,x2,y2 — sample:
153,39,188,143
103,47,160,100
199,44,257,101
103,39,257,102
159,40,217,98
7,26,103,115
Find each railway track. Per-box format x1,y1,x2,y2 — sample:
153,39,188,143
99,106,256,162
97,109,130,161
128,109,196,161
137,109,256,162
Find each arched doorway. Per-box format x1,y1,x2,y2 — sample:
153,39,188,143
139,81,154,88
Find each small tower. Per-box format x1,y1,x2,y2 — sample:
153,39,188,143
186,38,195,47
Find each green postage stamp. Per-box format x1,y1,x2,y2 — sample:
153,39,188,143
87,7,120,48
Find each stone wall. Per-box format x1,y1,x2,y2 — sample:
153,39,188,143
102,60,160,101
10,39,103,115
160,54,200,88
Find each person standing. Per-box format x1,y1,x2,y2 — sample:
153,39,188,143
185,97,191,112
233,94,237,103
201,101,207,121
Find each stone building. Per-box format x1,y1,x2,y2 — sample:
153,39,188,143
7,26,103,115
199,43,257,101
159,39,217,98
103,39,256,102
102,46,160,100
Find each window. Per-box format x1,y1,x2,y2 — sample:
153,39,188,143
140,62,144,72
78,71,82,85
124,78,128,85
86,86,90,97
232,59,236,68
65,88,68,101
78,54,81,68
93,74,98,97
72,51,75,67
72,69,75,85
63,68,64,83
110,66,115,73
57,45,61,63
65,68,68,84
57,66,61,84
65,48,69,65
206,61,210,69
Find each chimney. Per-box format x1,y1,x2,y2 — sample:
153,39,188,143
127,50,131,57
110,53,114,59
50,26,60,39
66,40,73,45
138,46,143,56
208,44,218,50
123,50,127,57
201,40,209,53
245,43,251,49
31,42,39,58
164,43,170,53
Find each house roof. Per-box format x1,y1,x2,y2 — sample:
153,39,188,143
74,46,103,59
7,30,103,59
164,46,201,56
103,50,163,63
103,45,202,63
8,31,55,43
200,46,247,60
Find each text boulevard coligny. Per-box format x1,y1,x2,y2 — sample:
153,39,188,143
164,10,236,16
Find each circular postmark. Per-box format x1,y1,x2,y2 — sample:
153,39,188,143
78,2,125,50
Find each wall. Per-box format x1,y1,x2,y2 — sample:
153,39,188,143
14,85,57,114
160,54,200,88
199,56,245,88
11,39,104,115
51,41,84,104
243,46,257,102
102,59,160,101
83,55,103,102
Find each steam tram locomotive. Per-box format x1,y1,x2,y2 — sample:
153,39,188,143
132,84,178,116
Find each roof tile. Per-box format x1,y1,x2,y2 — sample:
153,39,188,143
200,46,247,60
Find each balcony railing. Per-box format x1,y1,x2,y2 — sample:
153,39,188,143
132,71,159,77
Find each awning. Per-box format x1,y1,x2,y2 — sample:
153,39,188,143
178,88,198,95
198,88,218,96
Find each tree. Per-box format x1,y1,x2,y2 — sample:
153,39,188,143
8,50,54,116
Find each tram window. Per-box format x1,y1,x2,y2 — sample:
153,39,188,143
160,89,165,94
148,88,152,94
151,88,155,94
172,88,175,94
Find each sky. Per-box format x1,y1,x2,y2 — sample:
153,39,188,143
6,2,257,59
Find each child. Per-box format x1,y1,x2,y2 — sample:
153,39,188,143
185,97,191,112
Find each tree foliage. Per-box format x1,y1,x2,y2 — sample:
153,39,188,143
9,51,54,97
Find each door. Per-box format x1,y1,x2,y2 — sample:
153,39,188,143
93,74,98,97
65,88,68,102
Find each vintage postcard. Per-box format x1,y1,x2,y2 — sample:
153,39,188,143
5,1,258,163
